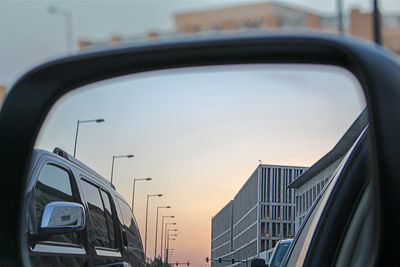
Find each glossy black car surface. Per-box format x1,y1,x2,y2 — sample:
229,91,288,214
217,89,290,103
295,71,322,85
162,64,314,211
24,147,145,267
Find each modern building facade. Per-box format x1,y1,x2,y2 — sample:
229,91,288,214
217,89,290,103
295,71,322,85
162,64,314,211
211,201,234,266
175,2,329,34
174,3,400,54
288,109,368,233
211,164,307,267
77,2,400,55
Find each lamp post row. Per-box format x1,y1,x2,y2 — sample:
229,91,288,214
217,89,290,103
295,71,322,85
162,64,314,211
161,216,175,261
72,118,176,265
144,194,163,262
154,206,171,260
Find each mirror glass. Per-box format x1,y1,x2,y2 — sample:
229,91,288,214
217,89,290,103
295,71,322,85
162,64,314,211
25,64,366,266
40,202,85,234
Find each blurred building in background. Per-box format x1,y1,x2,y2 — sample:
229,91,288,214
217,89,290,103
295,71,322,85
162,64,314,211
79,1,400,55
175,2,335,33
288,109,368,233
211,164,307,267
0,85,6,106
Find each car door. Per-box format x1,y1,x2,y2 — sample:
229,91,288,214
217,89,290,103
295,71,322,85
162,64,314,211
26,155,90,266
79,178,125,266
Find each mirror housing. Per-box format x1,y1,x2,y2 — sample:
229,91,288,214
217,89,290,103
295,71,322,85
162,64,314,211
39,202,85,235
251,258,267,267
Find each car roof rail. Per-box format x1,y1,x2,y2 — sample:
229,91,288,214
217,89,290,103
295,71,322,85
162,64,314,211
52,147,115,190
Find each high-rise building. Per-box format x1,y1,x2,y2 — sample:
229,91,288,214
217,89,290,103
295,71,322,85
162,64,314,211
211,164,307,267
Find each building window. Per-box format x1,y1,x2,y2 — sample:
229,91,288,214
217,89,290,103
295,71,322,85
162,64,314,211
283,223,287,237
278,207,281,220
272,223,276,237
313,186,316,202
277,169,281,202
267,168,271,202
261,222,266,236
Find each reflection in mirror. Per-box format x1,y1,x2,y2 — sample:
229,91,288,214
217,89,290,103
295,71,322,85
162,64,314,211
40,202,85,234
25,64,366,267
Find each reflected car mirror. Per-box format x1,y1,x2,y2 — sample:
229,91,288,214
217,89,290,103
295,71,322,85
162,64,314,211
39,202,85,235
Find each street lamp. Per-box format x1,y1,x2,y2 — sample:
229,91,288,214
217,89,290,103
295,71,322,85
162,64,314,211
154,206,171,260
132,177,152,211
73,119,104,157
166,234,177,265
161,216,174,261
145,194,163,261
110,154,134,184
164,227,177,263
163,223,176,259
47,5,73,52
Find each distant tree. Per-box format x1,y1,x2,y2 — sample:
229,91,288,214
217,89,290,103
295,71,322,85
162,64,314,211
147,256,171,267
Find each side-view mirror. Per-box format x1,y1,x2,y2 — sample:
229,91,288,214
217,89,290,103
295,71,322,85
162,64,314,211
39,202,85,235
251,258,268,267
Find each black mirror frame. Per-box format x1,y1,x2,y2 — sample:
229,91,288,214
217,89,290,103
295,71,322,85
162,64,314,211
1,33,400,266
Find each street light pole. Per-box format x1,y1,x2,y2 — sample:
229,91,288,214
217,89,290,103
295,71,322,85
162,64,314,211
337,0,344,33
165,229,178,264
163,223,176,266
154,206,171,260
145,194,163,263
47,5,73,52
373,0,382,44
73,119,104,157
166,234,177,265
132,177,152,211
161,216,175,261
110,154,134,184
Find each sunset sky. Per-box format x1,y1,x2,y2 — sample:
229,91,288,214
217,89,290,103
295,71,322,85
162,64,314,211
35,64,365,265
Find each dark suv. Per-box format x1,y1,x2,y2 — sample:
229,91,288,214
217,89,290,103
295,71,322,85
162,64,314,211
24,147,145,267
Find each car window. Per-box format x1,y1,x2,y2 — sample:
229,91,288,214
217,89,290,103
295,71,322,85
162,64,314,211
100,189,117,248
117,198,141,248
31,164,79,245
269,242,291,267
81,179,115,248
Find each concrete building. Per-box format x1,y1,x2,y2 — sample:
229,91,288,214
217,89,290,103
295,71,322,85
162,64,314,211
288,109,368,233
211,201,234,265
0,85,6,106
211,164,307,267
174,3,400,54
77,2,400,54
175,2,333,34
